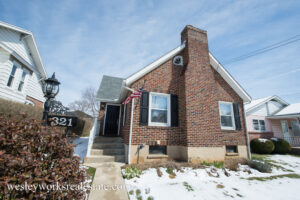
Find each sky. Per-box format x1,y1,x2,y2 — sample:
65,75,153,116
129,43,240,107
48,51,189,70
0,0,300,105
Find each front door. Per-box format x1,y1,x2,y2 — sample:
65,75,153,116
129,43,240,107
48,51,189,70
104,105,120,137
281,120,291,143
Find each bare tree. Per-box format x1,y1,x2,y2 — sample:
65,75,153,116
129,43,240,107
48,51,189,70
68,87,99,117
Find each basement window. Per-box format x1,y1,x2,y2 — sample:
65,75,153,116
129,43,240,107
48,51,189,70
149,145,167,155
226,145,238,153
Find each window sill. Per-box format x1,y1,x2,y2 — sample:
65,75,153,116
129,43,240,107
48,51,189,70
147,154,168,159
226,152,239,156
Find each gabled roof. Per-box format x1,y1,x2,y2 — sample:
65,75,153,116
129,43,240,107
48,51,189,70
0,21,47,79
274,103,300,116
245,95,289,113
96,75,124,102
125,42,186,86
125,43,251,102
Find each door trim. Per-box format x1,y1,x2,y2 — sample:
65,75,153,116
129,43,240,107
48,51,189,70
103,103,121,136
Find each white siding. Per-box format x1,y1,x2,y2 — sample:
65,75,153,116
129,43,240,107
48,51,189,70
0,48,45,104
248,103,268,116
25,71,45,102
0,27,34,66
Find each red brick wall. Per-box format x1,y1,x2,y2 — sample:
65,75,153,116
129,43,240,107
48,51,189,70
119,25,248,148
26,96,43,108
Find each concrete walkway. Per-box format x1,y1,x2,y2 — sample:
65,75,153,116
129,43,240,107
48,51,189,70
86,162,129,200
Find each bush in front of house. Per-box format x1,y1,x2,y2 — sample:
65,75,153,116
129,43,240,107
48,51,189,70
250,138,275,154
0,98,43,120
271,138,291,154
248,160,272,173
0,114,88,200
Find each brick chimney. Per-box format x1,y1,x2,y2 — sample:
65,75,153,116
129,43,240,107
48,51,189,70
180,25,220,149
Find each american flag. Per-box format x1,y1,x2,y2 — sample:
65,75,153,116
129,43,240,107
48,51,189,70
122,86,144,104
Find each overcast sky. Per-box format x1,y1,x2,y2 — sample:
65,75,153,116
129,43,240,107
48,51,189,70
1,0,300,105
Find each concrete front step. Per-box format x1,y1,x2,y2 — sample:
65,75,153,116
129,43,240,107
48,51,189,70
85,155,125,163
94,136,123,143
90,149,124,156
92,143,124,149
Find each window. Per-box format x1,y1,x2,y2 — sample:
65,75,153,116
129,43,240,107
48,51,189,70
149,146,167,154
252,119,266,131
219,102,235,130
7,64,17,87
149,93,170,126
291,121,300,136
18,70,26,91
226,145,238,153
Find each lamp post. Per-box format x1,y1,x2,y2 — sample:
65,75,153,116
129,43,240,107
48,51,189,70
42,73,60,126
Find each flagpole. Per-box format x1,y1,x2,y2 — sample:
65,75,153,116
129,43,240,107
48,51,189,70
128,98,134,164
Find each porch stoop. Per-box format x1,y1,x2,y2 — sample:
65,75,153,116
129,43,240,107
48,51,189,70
85,136,125,163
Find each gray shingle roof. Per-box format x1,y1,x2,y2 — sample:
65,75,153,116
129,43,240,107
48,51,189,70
96,75,124,102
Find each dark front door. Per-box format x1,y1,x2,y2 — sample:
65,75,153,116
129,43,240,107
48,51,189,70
104,105,120,136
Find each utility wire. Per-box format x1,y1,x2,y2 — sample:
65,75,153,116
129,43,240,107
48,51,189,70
224,35,300,65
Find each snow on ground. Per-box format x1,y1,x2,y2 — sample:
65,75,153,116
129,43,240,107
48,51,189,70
123,155,300,200
73,137,89,162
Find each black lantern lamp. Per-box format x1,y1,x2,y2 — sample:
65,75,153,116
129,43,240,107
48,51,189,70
42,73,60,125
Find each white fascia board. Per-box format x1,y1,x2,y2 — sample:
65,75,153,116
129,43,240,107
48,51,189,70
125,42,186,86
267,114,300,119
25,36,47,78
0,21,32,35
209,53,251,103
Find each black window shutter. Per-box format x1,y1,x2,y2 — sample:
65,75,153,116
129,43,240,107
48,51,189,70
171,94,179,127
233,103,241,130
140,91,149,125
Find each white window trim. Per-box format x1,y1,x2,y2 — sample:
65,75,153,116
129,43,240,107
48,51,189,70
252,119,266,132
218,101,235,130
148,92,171,127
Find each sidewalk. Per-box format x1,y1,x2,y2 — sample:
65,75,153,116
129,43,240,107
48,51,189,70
86,162,129,200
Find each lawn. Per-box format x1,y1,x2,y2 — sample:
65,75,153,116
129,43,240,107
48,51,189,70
123,154,300,200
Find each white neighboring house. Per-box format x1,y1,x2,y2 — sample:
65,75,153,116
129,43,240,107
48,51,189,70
0,21,47,107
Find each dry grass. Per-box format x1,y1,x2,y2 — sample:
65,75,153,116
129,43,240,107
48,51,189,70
224,157,248,171
121,161,207,171
0,98,43,120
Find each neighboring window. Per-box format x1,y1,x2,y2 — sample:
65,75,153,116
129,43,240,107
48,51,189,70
18,70,26,91
149,93,170,126
226,145,238,153
291,121,300,136
252,119,266,131
149,146,167,154
7,64,17,87
219,102,235,130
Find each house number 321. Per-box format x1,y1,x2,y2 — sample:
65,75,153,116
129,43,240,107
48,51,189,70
52,117,73,127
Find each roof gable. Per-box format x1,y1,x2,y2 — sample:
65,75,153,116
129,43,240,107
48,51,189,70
125,43,251,102
0,21,47,79
245,95,289,113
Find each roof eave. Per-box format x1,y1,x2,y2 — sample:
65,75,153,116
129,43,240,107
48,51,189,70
125,42,186,86
209,53,252,103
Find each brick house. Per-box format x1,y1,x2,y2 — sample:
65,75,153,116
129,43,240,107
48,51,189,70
89,25,252,164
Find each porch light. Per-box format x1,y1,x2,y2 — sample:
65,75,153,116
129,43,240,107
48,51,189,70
42,73,60,126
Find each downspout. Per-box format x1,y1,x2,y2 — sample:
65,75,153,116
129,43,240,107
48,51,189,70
243,104,251,160
128,98,134,164
123,86,134,164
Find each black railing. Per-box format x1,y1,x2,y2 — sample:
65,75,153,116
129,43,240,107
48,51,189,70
277,136,300,147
